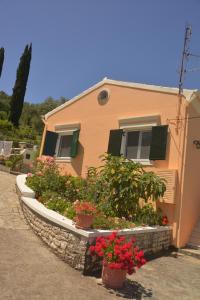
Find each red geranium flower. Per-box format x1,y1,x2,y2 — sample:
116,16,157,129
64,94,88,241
89,231,146,274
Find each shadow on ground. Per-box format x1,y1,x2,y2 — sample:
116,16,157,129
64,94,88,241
94,249,179,299
104,279,153,299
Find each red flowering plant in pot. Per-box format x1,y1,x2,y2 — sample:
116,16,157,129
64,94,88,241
73,200,97,229
89,232,146,289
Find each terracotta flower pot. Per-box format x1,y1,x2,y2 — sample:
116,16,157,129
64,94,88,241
102,265,127,289
75,214,94,229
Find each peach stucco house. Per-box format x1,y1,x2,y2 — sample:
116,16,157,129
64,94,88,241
40,78,200,249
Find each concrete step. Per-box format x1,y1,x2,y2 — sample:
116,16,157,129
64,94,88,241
188,217,200,247
187,243,200,250
179,248,200,259
189,239,200,247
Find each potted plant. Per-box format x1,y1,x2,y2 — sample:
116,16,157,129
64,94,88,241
73,200,97,229
90,232,146,289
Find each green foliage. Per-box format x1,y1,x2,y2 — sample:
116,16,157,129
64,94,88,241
5,154,23,171
86,154,166,218
0,119,38,144
64,176,87,202
40,191,76,219
20,97,67,135
0,92,11,120
0,119,13,132
26,157,67,197
26,154,166,228
135,204,162,226
93,213,134,230
0,89,68,139
0,47,4,78
0,111,7,120
9,44,32,127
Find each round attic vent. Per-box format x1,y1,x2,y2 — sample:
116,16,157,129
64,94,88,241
97,89,110,105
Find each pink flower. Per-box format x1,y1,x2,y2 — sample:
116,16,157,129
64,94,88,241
27,173,33,177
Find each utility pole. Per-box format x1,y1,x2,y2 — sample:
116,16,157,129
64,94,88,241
175,25,192,132
178,25,192,95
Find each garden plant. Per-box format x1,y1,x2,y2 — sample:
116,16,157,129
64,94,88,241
89,231,146,288
26,154,167,229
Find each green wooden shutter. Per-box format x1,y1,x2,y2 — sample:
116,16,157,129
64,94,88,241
70,130,80,158
42,130,58,156
149,125,168,160
107,129,123,156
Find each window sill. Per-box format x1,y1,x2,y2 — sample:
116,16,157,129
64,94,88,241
130,159,154,166
55,157,72,163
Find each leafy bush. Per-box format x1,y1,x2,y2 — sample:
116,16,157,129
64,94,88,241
5,154,23,171
86,154,166,218
135,204,162,226
26,156,67,196
26,154,167,228
64,176,87,202
46,197,69,214
93,213,134,230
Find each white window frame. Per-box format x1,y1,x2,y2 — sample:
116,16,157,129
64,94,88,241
119,115,160,166
121,127,152,165
54,123,80,162
55,130,74,162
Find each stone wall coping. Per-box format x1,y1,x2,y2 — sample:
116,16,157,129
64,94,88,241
21,196,172,239
17,175,172,238
16,174,35,198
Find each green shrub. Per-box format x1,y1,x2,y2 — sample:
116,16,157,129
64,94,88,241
26,157,67,196
92,213,134,230
63,204,76,220
135,204,162,226
5,154,23,171
46,197,68,214
86,154,166,219
40,191,74,216
26,154,166,227
64,176,87,202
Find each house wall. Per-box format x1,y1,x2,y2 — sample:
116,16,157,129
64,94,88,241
177,104,200,247
40,83,193,247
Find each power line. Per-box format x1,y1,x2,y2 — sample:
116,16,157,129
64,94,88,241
168,116,200,121
188,53,200,59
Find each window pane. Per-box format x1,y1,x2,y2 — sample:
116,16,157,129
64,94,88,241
140,131,152,159
126,131,139,159
58,135,72,157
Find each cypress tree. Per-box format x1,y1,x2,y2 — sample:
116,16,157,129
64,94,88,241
0,47,5,78
9,44,32,127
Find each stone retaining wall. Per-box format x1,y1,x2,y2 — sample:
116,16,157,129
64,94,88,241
16,174,172,274
21,199,172,274
22,203,88,271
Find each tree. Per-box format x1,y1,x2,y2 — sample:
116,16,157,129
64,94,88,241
0,47,5,78
9,44,32,127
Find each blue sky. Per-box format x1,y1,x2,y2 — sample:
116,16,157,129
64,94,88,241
0,0,200,103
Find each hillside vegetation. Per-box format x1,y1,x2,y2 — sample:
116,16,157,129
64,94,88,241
0,91,67,144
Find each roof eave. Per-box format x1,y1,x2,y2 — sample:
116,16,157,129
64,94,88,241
44,78,198,120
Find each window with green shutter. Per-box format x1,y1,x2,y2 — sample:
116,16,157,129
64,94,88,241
70,130,80,158
118,125,168,162
149,125,168,160
42,130,58,156
107,129,123,156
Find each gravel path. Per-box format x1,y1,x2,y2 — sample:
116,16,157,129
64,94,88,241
0,171,199,300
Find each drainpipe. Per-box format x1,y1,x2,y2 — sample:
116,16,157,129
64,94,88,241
39,115,47,157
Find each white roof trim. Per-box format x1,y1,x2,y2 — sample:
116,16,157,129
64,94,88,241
45,78,198,119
